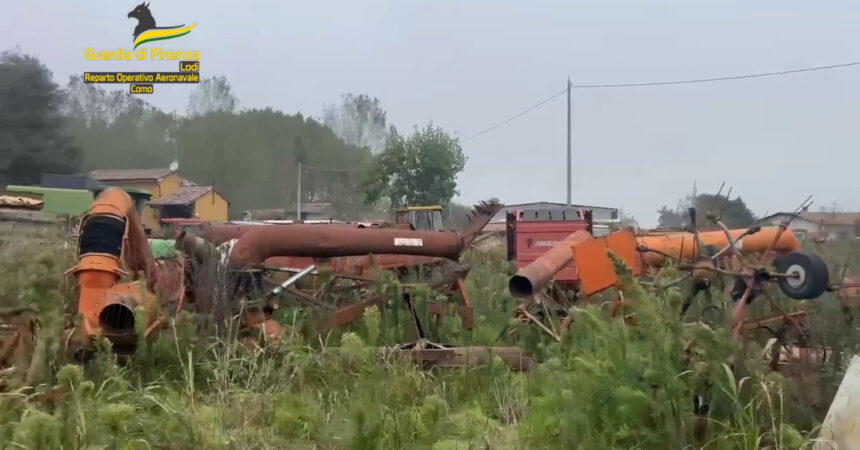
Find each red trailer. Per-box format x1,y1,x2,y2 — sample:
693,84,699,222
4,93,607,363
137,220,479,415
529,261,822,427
506,209,592,290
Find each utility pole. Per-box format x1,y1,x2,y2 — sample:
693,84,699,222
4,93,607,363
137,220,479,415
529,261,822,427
296,162,302,222
566,77,572,206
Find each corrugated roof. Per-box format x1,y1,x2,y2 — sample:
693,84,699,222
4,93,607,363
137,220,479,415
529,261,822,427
245,208,288,220
801,212,860,226
764,211,860,226
40,173,102,190
90,168,174,181
148,186,213,206
286,203,334,215
502,201,618,211
490,202,618,222
92,186,152,198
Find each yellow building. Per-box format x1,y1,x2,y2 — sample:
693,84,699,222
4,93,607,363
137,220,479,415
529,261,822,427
89,168,229,234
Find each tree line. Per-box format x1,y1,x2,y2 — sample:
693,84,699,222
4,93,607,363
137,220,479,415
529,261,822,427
0,49,468,219
656,192,756,230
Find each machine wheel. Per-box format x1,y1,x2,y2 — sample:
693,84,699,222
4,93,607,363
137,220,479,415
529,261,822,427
775,251,829,300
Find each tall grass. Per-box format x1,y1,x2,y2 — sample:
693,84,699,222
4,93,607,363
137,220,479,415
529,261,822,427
0,238,850,448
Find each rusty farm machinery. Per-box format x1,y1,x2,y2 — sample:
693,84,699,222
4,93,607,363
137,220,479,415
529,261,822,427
52,188,531,371
3,186,858,382
504,194,852,371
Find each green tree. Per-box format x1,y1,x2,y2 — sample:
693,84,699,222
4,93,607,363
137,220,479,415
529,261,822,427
362,124,466,207
187,75,238,116
323,93,387,153
656,193,756,229
62,75,155,126
175,109,371,216
693,193,756,229
0,49,79,185
656,206,686,229
443,202,474,229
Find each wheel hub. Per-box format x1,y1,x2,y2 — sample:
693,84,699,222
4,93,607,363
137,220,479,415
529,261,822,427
785,264,806,288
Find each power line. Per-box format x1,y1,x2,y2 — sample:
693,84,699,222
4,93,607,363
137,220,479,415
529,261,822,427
573,61,860,88
461,61,860,142
461,87,567,142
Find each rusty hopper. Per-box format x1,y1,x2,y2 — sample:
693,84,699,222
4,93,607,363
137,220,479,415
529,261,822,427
509,229,643,298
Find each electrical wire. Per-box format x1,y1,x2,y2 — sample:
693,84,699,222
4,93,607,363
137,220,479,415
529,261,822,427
461,87,567,142
461,61,860,142
573,61,860,88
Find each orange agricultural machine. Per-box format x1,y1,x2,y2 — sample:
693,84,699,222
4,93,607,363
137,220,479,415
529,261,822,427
507,197,834,365
64,188,185,358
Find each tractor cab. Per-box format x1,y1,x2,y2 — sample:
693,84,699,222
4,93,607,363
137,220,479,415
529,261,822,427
394,205,445,231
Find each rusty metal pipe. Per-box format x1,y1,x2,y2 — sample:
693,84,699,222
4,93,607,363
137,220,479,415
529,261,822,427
179,231,448,279
201,222,389,245
200,222,262,245
508,230,593,298
229,225,467,268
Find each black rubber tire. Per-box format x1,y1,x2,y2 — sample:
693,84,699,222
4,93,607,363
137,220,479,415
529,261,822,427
775,251,829,300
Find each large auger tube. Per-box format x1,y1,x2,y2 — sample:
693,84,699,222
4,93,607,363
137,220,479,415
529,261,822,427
636,227,800,267
508,230,593,298
226,200,503,268
68,188,158,354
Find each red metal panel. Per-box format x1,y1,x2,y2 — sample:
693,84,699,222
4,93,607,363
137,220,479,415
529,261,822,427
513,220,589,282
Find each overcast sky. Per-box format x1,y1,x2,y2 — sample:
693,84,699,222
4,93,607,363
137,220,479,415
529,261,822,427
5,0,860,226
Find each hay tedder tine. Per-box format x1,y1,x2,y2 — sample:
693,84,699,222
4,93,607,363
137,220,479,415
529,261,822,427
731,284,754,341
761,290,808,343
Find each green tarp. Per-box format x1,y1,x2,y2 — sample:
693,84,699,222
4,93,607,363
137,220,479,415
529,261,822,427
148,239,177,260
5,186,152,217
5,186,93,216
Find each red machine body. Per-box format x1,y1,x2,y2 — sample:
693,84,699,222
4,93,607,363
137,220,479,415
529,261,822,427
506,209,592,289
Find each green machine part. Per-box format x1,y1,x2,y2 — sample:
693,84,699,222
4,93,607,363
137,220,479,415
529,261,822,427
148,239,177,260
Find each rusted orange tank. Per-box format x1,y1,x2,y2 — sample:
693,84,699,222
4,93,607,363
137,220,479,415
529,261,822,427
637,227,800,266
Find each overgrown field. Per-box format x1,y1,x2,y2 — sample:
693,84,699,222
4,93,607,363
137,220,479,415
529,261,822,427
0,236,857,449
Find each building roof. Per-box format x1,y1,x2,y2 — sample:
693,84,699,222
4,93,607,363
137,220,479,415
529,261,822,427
801,212,860,226
148,186,214,206
244,208,288,220
764,211,860,227
90,168,174,182
502,201,618,211
286,203,334,215
92,186,152,198
490,201,618,222
40,173,103,190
